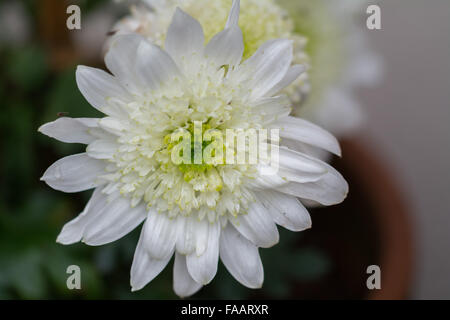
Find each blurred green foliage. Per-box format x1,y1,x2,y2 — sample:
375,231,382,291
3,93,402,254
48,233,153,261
0,0,331,300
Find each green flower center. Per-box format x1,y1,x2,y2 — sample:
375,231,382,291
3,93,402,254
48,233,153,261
163,121,227,185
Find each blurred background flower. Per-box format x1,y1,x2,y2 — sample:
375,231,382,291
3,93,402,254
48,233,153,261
277,0,383,136
0,0,449,300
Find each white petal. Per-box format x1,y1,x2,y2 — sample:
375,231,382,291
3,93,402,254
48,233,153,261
41,153,105,193
76,65,131,116
186,222,220,285
220,224,263,289
56,188,101,244
270,116,341,156
266,65,306,97
98,117,129,136
105,34,145,94
144,210,177,259
56,214,85,245
38,117,99,144
278,146,327,183
176,216,196,255
280,139,328,162
86,139,118,160
278,160,349,205
131,229,172,292
205,26,243,68
173,253,202,298
57,189,145,246
165,8,204,66
256,190,311,232
225,0,240,28
247,164,288,189
242,39,293,99
193,218,209,256
136,40,180,91
251,95,291,124
176,216,209,256
231,201,279,248
82,194,147,246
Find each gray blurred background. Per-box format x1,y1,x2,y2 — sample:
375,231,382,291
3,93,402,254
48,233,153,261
360,0,450,299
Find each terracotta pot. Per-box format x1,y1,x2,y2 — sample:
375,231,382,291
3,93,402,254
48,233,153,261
339,139,413,299
287,139,413,299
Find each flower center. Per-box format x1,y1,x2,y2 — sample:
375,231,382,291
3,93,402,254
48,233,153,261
161,120,226,187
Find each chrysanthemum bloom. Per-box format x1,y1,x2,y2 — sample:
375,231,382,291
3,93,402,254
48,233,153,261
110,0,310,106
40,1,347,297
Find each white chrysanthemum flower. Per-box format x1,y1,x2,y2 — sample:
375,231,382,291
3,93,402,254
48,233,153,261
40,1,347,297
278,0,384,136
110,0,310,106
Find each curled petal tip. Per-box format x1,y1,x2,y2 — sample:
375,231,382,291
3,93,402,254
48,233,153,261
226,0,241,28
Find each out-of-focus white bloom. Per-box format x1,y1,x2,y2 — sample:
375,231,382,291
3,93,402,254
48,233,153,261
278,0,384,136
40,1,347,296
0,1,31,47
71,4,120,61
109,0,310,106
